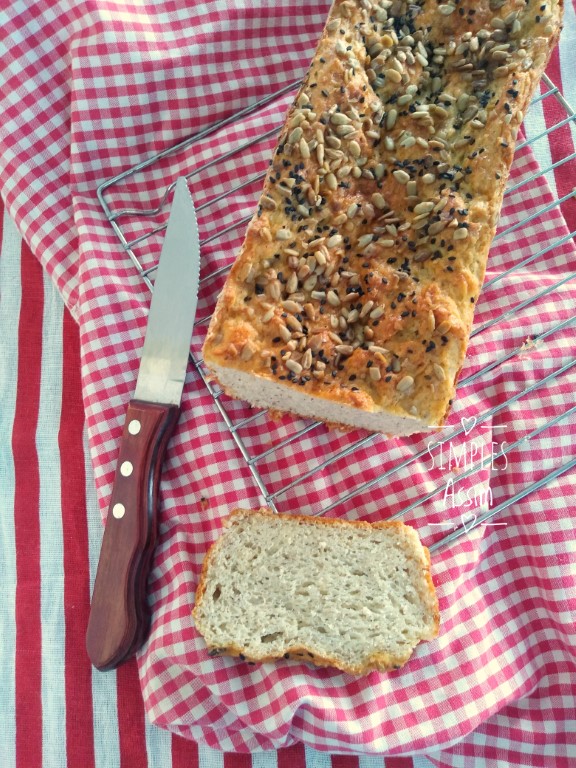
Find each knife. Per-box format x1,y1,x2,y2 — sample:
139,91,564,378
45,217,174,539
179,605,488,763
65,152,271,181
86,177,200,671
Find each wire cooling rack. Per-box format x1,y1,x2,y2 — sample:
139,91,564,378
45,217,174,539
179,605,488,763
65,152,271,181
97,72,576,551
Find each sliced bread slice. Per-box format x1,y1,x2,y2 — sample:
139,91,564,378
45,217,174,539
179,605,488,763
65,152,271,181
192,509,439,674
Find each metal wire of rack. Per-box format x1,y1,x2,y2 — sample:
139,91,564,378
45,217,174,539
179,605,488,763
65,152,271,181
97,72,576,551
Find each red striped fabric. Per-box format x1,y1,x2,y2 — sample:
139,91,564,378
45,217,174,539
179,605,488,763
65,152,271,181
171,734,199,768
278,743,307,768
14,239,43,768
61,306,95,768
332,756,360,768
117,662,148,768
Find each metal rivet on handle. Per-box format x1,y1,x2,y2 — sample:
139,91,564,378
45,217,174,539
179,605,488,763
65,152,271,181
112,503,126,519
128,419,141,435
120,461,133,477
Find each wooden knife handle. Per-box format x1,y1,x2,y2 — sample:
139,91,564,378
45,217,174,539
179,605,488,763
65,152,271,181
86,400,180,671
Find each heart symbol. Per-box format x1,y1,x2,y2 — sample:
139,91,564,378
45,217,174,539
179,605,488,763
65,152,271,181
461,511,477,533
461,416,477,436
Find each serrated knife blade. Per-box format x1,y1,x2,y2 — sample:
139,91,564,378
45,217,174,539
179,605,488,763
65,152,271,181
86,178,200,671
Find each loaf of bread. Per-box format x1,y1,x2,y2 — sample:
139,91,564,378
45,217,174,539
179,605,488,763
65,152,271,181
192,509,439,674
202,0,563,435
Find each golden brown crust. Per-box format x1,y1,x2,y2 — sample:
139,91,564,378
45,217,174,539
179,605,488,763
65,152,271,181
199,642,414,675
202,0,563,433
193,508,440,674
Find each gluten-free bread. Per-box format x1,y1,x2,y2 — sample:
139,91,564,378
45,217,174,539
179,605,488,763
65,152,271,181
192,509,439,674
202,0,563,435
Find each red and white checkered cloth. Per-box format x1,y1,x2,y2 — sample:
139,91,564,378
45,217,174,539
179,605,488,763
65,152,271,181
2,0,576,763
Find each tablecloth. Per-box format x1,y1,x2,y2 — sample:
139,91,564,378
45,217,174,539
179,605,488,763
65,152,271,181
1,0,576,765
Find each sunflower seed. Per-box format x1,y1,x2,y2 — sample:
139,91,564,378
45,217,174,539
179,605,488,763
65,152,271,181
303,274,318,292
385,68,402,83
453,227,469,240
286,272,299,294
386,108,398,130
335,39,348,56
296,204,310,218
335,344,353,355
286,359,303,375
337,164,353,179
349,140,362,158
240,342,256,361
371,192,387,209
433,364,446,381
303,303,315,321
327,290,341,307
456,93,470,112
278,324,292,342
282,300,303,313
400,134,417,148
358,233,374,249
431,105,449,119
276,228,292,241
327,234,343,249
297,349,311,370
427,220,447,235
286,315,303,333
414,201,435,215
331,112,352,126
268,280,282,301
336,124,357,137
324,172,338,192
397,375,414,393
360,300,375,318
369,367,382,381
368,345,388,356
393,169,411,184
261,195,277,211
288,126,303,144
347,309,360,323
347,203,360,218
493,65,510,78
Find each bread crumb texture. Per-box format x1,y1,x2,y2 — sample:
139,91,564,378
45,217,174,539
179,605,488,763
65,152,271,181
193,509,440,674
202,0,562,435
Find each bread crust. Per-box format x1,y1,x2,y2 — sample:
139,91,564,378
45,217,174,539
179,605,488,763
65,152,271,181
193,508,440,674
202,0,563,434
